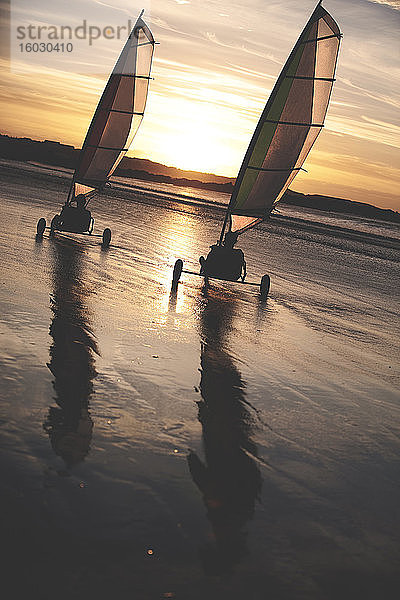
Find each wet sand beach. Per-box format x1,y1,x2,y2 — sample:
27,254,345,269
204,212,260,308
0,161,399,599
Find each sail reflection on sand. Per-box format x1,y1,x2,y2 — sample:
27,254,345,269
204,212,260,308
43,239,99,470
188,291,262,574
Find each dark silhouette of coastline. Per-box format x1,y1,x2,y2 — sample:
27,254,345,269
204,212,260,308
0,134,233,192
188,291,262,574
43,238,98,469
1,134,399,223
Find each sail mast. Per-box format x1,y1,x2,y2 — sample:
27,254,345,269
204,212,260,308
220,1,341,241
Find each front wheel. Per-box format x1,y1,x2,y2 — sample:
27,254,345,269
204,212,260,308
36,218,46,236
260,274,270,300
102,228,111,247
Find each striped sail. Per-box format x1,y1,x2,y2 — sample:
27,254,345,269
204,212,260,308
227,2,341,234
70,13,155,202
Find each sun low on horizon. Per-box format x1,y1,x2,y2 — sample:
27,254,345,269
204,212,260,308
1,0,399,211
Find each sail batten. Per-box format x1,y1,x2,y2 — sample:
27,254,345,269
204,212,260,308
70,14,155,203
302,34,340,43
225,3,341,235
248,166,303,172
263,120,324,126
286,75,335,81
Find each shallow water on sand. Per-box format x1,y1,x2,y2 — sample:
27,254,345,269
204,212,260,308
0,162,399,600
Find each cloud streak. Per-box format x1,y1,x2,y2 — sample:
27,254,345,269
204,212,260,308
366,1,400,10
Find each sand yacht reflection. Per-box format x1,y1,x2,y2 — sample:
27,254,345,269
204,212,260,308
43,239,98,469
188,291,262,574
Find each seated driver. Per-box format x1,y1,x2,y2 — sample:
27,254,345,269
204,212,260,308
59,195,91,232
201,231,247,282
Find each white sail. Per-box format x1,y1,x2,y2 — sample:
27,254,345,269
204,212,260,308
70,13,155,202
225,2,341,235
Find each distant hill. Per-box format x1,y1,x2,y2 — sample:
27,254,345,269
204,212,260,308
280,190,400,223
0,134,233,188
1,134,399,223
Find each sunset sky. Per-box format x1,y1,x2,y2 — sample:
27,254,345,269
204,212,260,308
1,0,399,210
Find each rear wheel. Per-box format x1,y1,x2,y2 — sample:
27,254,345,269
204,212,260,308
172,259,183,291
102,228,111,247
50,215,61,235
199,255,206,275
36,218,46,236
260,274,270,300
